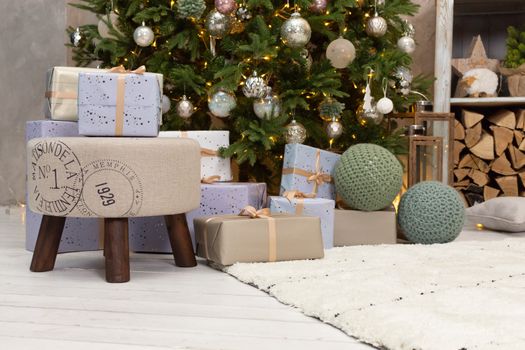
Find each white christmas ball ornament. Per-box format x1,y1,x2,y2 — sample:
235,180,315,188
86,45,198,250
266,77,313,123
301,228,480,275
253,94,281,119
133,24,154,47
397,36,416,54
281,12,311,49
208,90,236,118
206,9,231,38
326,37,356,69
176,95,194,119
377,97,394,114
98,11,121,38
161,95,171,114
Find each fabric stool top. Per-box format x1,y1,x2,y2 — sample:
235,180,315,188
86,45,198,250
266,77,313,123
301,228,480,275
27,137,201,218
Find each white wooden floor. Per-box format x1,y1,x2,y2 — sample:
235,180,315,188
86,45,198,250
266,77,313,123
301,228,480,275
1,206,522,350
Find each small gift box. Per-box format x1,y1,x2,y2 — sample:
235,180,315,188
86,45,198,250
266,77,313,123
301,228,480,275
78,66,162,136
25,120,101,253
269,192,335,249
160,130,232,181
194,207,324,266
280,143,340,200
334,207,397,247
45,66,163,121
129,182,267,252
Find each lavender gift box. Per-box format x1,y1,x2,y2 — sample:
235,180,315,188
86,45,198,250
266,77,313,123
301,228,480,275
280,144,341,200
78,71,162,136
269,196,335,249
25,120,102,253
129,182,267,252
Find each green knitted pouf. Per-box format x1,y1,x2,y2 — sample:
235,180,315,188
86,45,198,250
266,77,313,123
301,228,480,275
398,181,465,244
334,143,403,211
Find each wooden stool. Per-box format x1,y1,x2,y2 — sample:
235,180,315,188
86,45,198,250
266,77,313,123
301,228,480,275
27,137,202,283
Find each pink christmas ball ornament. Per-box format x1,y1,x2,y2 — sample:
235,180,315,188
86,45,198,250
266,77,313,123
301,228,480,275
215,0,237,15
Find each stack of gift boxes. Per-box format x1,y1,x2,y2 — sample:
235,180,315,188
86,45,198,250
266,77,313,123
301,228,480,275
27,65,397,265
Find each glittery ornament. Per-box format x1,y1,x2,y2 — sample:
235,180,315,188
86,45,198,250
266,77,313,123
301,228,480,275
215,0,237,15
309,0,328,13
281,12,312,49
242,71,267,98
318,97,345,122
70,27,83,47
97,11,121,38
326,37,356,69
176,0,206,19
176,95,194,118
397,36,416,54
133,23,154,47
161,95,171,114
394,67,413,96
236,5,252,21
253,94,281,119
206,9,231,38
366,12,388,38
208,90,236,117
285,119,307,144
326,119,343,139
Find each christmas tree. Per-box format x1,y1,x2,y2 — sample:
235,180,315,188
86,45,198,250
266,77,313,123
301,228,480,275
69,0,430,189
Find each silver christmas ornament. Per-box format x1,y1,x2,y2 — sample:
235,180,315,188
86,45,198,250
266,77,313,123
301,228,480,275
397,36,416,54
242,71,267,98
326,120,343,139
205,9,231,38
394,67,413,96
357,100,383,125
133,23,154,47
366,12,388,38
70,27,83,47
253,94,281,120
281,12,312,49
176,95,194,118
98,11,121,39
326,37,356,69
285,119,307,144
377,97,394,114
236,5,252,21
208,90,236,117
161,95,171,114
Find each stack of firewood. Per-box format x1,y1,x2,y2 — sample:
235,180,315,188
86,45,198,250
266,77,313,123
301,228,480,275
454,109,525,206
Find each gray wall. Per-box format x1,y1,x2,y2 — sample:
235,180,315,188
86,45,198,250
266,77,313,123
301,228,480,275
0,0,436,205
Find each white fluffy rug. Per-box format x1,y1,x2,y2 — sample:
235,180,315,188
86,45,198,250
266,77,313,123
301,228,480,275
225,240,525,350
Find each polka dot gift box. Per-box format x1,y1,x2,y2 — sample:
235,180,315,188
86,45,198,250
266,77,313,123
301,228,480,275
77,67,162,137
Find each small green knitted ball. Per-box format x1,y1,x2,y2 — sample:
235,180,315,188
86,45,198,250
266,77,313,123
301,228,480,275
177,0,206,19
398,181,465,244
334,143,403,211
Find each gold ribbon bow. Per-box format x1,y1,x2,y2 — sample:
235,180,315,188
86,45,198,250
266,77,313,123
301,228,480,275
201,175,221,184
109,65,146,136
282,190,316,215
281,149,332,195
239,206,276,261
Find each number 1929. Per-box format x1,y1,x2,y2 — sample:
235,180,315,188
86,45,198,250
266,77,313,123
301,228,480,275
95,182,115,206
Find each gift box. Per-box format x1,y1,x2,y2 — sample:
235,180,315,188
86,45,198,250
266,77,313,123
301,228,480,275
269,195,335,249
129,182,267,252
194,212,324,265
333,207,397,246
77,68,162,136
25,120,102,253
280,143,340,200
45,66,163,122
160,131,232,181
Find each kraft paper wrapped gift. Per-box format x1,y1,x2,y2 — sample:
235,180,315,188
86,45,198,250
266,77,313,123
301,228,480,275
334,207,397,246
280,143,340,200
25,120,101,253
45,66,163,121
160,131,232,181
195,212,324,266
27,137,201,218
129,182,267,252
77,67,162,136
269,194,335,249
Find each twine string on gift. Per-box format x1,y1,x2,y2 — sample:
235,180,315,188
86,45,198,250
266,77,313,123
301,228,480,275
201,175,221,184
200,148,218,157
239,206,277,262
282,190,315,215
109,65,146,136
281,149,332,196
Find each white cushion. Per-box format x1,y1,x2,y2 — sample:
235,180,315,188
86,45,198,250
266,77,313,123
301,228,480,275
465,197,525,232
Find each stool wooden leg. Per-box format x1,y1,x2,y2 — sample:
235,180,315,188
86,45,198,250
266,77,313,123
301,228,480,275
30,215,66,272
165,214,197,267
104,218,130,283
